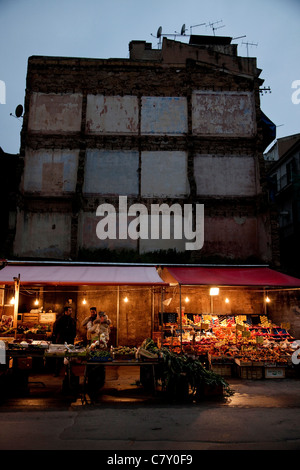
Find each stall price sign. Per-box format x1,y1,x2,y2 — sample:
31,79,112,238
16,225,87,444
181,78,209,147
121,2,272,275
236,323,245,332
242,330,251,338
39,312,56,323
256,335,264,344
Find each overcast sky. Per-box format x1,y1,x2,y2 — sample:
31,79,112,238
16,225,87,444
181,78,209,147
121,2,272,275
0,0,299,154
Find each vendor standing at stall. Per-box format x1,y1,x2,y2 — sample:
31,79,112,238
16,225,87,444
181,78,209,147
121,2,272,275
52,306,76,345
81,307,97,343
88,311,112,345
52,306,76,376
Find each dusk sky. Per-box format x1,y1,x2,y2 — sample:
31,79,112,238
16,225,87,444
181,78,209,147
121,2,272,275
0,0,299,154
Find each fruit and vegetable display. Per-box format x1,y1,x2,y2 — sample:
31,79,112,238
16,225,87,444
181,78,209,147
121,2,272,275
88,349,112,361
161,313,297,368
111,346,137,359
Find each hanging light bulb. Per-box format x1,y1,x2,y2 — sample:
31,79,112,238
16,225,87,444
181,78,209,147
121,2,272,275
124,296,129,303
10,296,15,305
82,298,87,305
185,296,190,303
210,287,219,296
34,298,39,306
225,298,230,304
265,296,270,303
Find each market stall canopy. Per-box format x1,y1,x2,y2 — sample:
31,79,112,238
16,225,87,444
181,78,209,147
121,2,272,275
161,266,300,287
0,263,166,286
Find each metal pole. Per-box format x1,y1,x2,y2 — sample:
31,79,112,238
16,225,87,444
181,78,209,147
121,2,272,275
151,288,154,339
160,287,164,345
13,274,20,340
180,284,183,353
116,286,120,346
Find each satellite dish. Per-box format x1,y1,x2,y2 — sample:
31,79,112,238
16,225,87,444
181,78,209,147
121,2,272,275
181,24,186,35
157,26,162,38
15,104,23,118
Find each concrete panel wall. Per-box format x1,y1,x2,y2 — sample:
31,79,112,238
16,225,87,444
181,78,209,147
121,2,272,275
141,151,189,197
28,92,82,133
22,149,79,194
192,91,256,137
86,95,139,134
78,211,138,251
139,214,186,253
203,217,259,260
13,211,71,259
83,149,139,195
194,154,257,197
141,96,188,135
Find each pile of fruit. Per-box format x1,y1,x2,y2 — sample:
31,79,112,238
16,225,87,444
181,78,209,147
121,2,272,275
112,346,137,359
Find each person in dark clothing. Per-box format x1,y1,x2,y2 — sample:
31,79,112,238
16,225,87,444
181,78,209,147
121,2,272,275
52,306,76,345
52,306,76,377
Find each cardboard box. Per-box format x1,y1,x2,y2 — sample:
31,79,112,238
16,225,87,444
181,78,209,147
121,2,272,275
265,367,285,379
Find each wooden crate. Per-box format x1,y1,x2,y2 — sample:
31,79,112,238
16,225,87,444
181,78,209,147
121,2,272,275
237,365,263,380
211,364,232,377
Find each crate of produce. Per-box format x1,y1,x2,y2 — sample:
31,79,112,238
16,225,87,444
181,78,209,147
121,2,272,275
210,363,232,377
235,359,263,379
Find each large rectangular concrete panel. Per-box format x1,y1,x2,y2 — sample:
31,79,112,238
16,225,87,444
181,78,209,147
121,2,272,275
22,149,79,194
78,211,138,251
28,92,82,133
13,211,71,259
86,95,139,134
83,149,139,195
141,96,188,135
141,151,189,197
192,91,256,137
194,154,258,196
203,217,259,260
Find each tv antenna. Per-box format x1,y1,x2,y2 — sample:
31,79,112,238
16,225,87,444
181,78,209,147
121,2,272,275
189,23,206,35
259,86,272,95
242,40,258,57
207,20,225,36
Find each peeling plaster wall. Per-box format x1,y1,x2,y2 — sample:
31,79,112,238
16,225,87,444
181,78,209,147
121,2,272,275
83,149,139,196
22,148,79,194
202,217,267,261
28,92,82,133
77,210,138,252
192,91,256,137
13,211,71,259
194,154,257,197
141,151,189,197
86,95,139,134
141,96,188,135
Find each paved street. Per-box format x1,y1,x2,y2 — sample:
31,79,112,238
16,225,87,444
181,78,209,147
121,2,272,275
1,368,300,451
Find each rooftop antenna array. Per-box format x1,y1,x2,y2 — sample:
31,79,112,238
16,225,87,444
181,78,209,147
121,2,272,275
151,22,206,47
10,104,23,119
206,20,225,36
242,40,258,57
189,23,206,35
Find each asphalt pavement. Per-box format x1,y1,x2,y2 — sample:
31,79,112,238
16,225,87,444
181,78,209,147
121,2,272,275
1,366,300,452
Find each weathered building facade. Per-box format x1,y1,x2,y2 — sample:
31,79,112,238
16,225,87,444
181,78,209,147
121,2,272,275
13,35,278,264
265,133,300,276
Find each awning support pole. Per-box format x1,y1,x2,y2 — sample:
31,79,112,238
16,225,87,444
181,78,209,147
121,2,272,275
116,286,120,347
180,284,183,353
160,287,164,346
13,274,20,340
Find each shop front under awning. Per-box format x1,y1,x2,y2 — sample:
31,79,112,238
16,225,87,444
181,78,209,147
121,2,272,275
161,266,300,288
0,263,166,286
